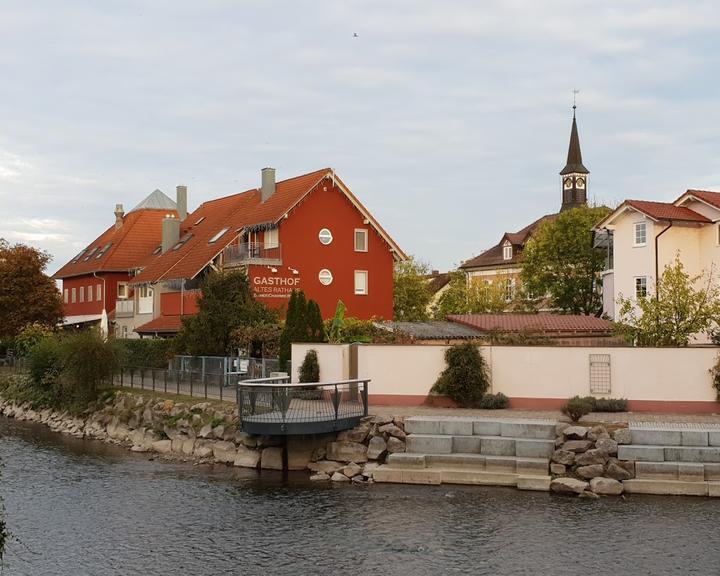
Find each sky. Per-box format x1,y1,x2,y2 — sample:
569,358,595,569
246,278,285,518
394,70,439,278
2,1,720,275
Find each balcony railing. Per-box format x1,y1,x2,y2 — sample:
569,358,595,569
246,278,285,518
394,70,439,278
115,299,134,317
237,376,369,435
223,242,282,267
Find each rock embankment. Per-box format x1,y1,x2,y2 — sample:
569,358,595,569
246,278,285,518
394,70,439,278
550,422,634,497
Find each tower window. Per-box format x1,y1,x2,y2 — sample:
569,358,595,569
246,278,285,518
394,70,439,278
502,243,512,260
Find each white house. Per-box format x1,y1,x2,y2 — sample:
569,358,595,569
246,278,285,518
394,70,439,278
595,190,720,322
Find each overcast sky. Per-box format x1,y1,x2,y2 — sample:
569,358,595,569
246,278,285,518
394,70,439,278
2,1,720,274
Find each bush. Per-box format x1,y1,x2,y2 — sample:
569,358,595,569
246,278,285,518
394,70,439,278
14,323,55,357
25,336,63,388
478,392,509,409
561,396,593,422
59,332,120,405
589,397,628,412
117,338,174,370
298,349,320,383
432,344,490,407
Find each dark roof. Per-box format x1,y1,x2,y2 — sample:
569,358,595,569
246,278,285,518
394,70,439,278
448,314,613,334
377,321,483,340
460,214,557,270
559,113,589,175
425,271,451,294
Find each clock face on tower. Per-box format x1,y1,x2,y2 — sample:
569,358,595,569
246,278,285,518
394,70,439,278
564,178,573,189
576,177,585,189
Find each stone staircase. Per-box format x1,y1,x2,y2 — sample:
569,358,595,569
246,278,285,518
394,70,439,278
373,416,553,490
619,424,720,497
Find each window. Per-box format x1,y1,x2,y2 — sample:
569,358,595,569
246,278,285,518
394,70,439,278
208,228,229,244
79,286,84,302
264,228,279,249
96,284,102,301
503,242,512,260
71,288,76,303
173,234,193,250
138,285,153,314
87,285,93,302
63,289,69,304
96,242,112,259
504,278,515,302
318,228,333,245
635,276,647,298
83,246,98,261
194,216,205,226
634,222,647,246
354,270,368,295
118,283,129,299
354,229,368,252
121,326,128,338
318,269,333,286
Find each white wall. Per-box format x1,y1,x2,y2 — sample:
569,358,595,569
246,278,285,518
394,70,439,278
291,343,349,382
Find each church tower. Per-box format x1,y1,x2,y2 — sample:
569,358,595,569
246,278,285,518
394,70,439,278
559,107,589,211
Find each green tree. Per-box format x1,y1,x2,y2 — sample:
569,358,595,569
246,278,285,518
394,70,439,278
432,343,490,407
393,257,432,321
521,205,611,315
0,239,63,339
433,271,510,318
616,255,720,346
176,270,277,356
279,291,326,370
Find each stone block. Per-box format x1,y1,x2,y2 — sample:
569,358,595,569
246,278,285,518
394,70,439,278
500,421,556,440
400,469,442,485
151,439,172,454
260,446,283,470
576,464,605,479
406,435,452,455
678,463,705,482
326,441,369,462
552,450,575,465
563,425,588,439
480,437,515,456
213,441,237,464
517,476,551,491
681,431,709,447
708,482,720,497
234,445,261,469
371,466,403,483
473,420,502,436
386,437,406,454
307,460,345,474
575,449,610,466
437,419,475,436
367,436,387,460
377,423,406,440
630,429,682,446
403,417,441,435
664,446,720,463
550,463,566,475
635,461,678,480
617,445,665,462
426,454,485,469
709,431,720,447
385,453,426,469
516,458,549,476
595,438,618,455
452,436,482,454
562,440,593,453
484,456,517,472
590,477,623,495
515,439,555,459
613,428,632,445
623,479,709,496
405,417,474,436
441,470,516,486
704,463,720,480
331,472,350,482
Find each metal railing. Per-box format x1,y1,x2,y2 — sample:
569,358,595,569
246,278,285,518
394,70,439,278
223,242,282,266
117,366,232,402
169,355,286,384
237,376,369,435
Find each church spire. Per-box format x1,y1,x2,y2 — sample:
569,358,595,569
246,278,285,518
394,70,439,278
559,106,589,211
560,109,589,176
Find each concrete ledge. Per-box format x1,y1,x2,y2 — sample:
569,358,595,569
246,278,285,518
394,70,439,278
635,461,678,480
385,453,427,469
678,463,705,482
704,463,720,480
618,445,666,462
708,482,720,497
516,458,550,476
406,435,453,454
452,436,482,454
480,437,516,456
517,475,551,491
372,466,403,483
404,417,474,436
441,469,517,486
681,431,709,447
426,453,486,469
515,438,555,459
473,421,502,436
630,429,682,446
664,446,720,463
623,479,709,496
400,469,443,485
484,455,519,473
500,421,556,440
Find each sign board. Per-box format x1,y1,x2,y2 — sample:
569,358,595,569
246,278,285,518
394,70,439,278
251,273,301,300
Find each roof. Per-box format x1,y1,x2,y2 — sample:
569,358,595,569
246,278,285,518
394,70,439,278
425,271,451,294
679,189,720,211
448,313,613,334
597,199,711,230
54,207,177,279
377,321,484,340
135,315,183,334
132,168,406,284
130,189,177,212
559,113,589,176
460,214,556,270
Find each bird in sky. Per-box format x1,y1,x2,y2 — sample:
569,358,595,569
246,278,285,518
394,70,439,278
353,32,358,37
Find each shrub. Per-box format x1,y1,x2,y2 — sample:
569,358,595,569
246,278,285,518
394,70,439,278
298,349,320,383
117,338,174,370
25,336,63,388
561,395,593,422
59,331,120,405
478,392,509,409
589,397,628,412
14,323,55,357
432,343,490,407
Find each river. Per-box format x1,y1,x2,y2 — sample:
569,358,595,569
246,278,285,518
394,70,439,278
1,417,720,575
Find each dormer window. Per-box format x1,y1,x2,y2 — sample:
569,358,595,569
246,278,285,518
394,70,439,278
208,228,229,244
502,242,513,260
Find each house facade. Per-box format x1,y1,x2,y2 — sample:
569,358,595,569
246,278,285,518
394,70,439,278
595,190,720,322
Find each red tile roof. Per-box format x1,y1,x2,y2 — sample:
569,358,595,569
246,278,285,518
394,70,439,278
624,200,710,223
448,313,613,334
135,315,183,334
682,189,720,210
53,208,177,279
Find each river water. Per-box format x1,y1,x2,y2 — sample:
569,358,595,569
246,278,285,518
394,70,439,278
2,417,720,576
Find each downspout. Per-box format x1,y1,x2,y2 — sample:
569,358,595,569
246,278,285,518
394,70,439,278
654,220,673,300
92,271,107,313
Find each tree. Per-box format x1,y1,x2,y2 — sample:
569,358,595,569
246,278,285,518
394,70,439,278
0,239,63,339
432,343,490,407
521,205,611,315
279,291,326,370
433,271,509,318
616,255,720,346
393,257,432,322
176,270,277,356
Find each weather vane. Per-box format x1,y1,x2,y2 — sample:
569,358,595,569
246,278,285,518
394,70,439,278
572,88,580,110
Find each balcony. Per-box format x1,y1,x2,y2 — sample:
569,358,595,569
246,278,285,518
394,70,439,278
223,242,282,267
115,299,134,317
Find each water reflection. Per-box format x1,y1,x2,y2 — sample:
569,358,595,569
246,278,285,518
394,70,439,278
2,417,720,576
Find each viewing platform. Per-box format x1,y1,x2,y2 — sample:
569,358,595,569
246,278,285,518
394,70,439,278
237,376,369,435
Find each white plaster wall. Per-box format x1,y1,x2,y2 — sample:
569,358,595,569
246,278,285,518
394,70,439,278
357,345,450,396
611,213,656,311
291,343,349,383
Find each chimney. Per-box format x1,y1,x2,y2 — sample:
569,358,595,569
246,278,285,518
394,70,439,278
176,185,188,221
261,167,276,203
161,215,180,253
114,204,124,229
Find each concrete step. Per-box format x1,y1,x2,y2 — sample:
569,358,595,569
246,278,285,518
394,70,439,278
387,452,549,475
618,444,720,463
629,428,720,447
404,417,556,439
407,434,554,458
623,479,712,497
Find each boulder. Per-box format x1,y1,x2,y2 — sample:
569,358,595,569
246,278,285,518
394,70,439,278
550,463,566,475
362,462,380,478
198,424,213,439
367,436,387,460
337,422,371,443
331,472,350,482
550,477,588,495
605,459,634,481
342,463,363,478
151,439,172,454
234,445,261,469
590,477,623,495
551,449,576,466
190,402,211,412
564,426,588,440
261,447,284,470
575,448,610,466
236,432,257,448
326,441,368,463
386,437,406,454
378,423,406,440
614,428,632,445
171,437,187,453
580,490,600,499
587,425,610,441
211,424,225,439
213,441,237,464
595,438,618,455
562,440,593,453
555,422,571,436
194,440,213,458
287,436,323,471
310,445,326,462
576,464,605,479
310,472,330,481
182,438,196,455
554,437,565,448
308,460,346,475
371,415,393,425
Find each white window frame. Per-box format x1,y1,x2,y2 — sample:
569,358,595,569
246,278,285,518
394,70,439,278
87,285,93,302
354,229,368,252
354,270,368,295
63,288,69,304
138,285,154,315
208,227,229,244
504,278,515,302
634,276,648,299
117,283,129,299
264,228,279,249
318,228,333,245
502,242,512,261
96,283,102,302
71,287,76,303
634,222,647,247
318,269,333,286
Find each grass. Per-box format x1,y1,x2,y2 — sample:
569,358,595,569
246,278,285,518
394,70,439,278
112,386,235,409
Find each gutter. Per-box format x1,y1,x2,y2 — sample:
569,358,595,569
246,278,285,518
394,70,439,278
654,220,673,300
